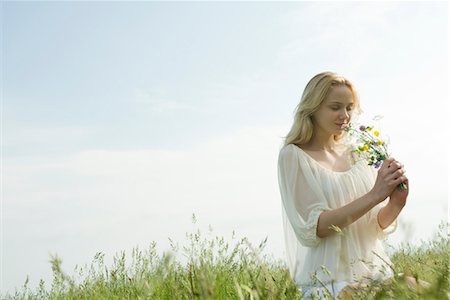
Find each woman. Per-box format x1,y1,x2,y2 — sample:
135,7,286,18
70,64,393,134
277,72,411,299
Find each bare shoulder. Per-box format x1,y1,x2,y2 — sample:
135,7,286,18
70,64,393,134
337,142,352,152
339,143,356,164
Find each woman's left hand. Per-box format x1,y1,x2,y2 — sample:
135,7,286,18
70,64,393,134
389,178,409,208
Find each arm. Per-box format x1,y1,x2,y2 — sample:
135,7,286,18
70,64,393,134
377,200,404,229
378,178,409,229
317,158,407,238
316,191,383,238
278,146,333,247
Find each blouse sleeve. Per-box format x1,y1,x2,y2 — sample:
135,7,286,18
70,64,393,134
277,145,331,247
368,201,398,240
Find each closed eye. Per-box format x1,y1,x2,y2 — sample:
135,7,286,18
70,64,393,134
331,106,353,111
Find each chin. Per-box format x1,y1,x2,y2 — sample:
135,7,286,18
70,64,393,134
332,129,345,136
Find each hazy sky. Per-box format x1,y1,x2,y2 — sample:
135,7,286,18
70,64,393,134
2,1,449,296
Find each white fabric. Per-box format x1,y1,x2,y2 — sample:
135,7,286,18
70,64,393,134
277,143,396,294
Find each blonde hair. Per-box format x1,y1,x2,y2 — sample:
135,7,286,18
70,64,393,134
282,71,362,147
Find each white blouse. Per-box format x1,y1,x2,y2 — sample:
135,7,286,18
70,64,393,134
277,143,397,293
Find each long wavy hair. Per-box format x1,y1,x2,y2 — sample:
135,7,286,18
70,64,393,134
282,71,362,147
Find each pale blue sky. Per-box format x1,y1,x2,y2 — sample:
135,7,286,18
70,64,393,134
5,2,300,154
2,1,449,296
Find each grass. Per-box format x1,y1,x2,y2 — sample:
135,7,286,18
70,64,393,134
3,216,449,299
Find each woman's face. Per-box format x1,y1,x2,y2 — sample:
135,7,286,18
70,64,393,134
311,85,354,136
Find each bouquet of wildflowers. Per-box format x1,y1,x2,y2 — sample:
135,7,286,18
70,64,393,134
345,116,407,190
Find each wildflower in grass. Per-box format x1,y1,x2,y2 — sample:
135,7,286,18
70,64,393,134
345,116,407,190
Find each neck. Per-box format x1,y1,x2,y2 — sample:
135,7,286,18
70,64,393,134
306,132,339,151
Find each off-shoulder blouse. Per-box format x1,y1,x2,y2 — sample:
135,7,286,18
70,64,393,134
277,143,397,294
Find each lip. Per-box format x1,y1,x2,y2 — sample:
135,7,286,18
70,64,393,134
336,123,348,128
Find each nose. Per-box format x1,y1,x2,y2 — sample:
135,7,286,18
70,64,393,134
340,108,350,120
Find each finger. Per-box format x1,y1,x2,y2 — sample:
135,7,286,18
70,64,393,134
391,158,404,167
387,164,402,176
386,165,404,177
404,178,409,188
387,169,405,182
382,158,395,169
385,158,395,168
389,161,402,169
396,168,404,177
396,175,408,185
391,175,407,187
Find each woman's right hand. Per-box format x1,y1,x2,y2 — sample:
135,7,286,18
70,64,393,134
370,158,407,202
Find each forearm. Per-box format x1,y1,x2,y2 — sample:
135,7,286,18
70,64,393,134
316,192,383,238
377,200,404,229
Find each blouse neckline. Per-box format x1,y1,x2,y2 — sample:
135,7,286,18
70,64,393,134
290,144,357,174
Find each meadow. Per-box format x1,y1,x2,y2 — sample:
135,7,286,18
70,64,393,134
4,216,449,299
